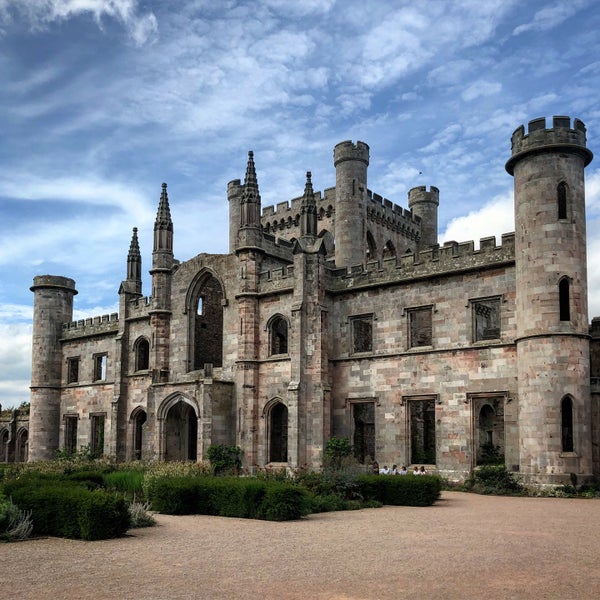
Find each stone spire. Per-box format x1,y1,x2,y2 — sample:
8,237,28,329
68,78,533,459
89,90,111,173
240,151,261,228
153,182,173,269
300,171,317,238
126,227,142,293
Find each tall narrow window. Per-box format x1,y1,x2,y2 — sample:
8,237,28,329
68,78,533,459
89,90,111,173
559,278,571,321
366,231,377,260
471,297,501,341
93,353,107,381
67,357,79,384
90,414,105,457
135,338,150,371
270,316,289,355
64,416,78,455
351,314,373,353
269,402,288,462
557,181,568,220
409,398,436,464
561,396,574,452
408,307,433,348
352,402,375,464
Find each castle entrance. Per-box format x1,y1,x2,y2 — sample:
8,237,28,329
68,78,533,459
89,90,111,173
165,400,198,461
472,395,505,465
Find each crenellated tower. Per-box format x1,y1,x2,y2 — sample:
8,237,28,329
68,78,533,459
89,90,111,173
506,116,594,483
333,140,369,268
150,183,174,383
29,275,78,461
408,185,439,249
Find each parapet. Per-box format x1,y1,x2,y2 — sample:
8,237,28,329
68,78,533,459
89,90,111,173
408,186,439,207
30,275,78,295
506,116,593,174
333,140,370,167
62,312,119,339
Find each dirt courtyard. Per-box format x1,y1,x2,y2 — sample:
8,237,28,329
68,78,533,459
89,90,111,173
2,491,600,600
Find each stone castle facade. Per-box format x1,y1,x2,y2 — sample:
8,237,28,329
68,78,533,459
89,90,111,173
14,115,600,484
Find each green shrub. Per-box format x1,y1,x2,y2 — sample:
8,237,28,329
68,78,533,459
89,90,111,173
324,437,353,470
128,498,156,528
148,477,210,515
357,474,442,506
0,493,33,541
261,483,311,521
6,482,129,540
463,465,523,495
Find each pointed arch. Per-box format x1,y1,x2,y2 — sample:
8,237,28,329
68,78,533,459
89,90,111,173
263,398,288,463
185,268,225,371
158,394,199,461
130,407,147,460
133,336,150,371
382,240,396,259
318,229,335,258
267,314,289,356
16,427,28,462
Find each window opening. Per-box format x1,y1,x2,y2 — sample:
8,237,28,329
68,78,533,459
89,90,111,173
408,307,432,348
135,338,150,371
561,397,574,452
352,402,375,464
410,399,436,464
351,315,373,353
90,414,105,457
67,357,79,384
93,354,107,381
270,317,289,355
133,410,147,460
472,297,501,341
557,182,568,220
269,402,288,462
559,278,570,321
64,416,78,455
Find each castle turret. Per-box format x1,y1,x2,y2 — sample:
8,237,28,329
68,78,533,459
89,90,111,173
507,116,594,484
29,275,77,461
408,185,439,249
333,141,369,268
237,151,263,250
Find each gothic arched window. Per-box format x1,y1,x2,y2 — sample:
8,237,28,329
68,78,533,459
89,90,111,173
134,337,150,371
270,316,288,355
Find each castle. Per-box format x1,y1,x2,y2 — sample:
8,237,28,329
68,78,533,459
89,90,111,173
8,115,600,484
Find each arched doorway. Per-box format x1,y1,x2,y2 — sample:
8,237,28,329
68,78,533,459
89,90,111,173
475,400,505,465
269,402,288,463
16,428,28,462
165,400,198,461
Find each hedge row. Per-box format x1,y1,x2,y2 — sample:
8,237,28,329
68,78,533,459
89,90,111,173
2,476,129,540
357,474,442,506
149,476,311,521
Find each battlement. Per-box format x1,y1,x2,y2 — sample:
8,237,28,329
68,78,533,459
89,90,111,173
408,185,440,207
506,116,593,174
258,264,295,294
62,312,119,339
328,233,515,291
366,188,419,224
333,140,370,166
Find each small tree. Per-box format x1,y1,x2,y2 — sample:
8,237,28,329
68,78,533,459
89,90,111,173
206,445,242,475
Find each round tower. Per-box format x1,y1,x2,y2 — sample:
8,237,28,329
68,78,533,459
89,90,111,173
227,178,243,253
408,185,439,249
333,140,369,268
506,116,594,484
29,275,78,461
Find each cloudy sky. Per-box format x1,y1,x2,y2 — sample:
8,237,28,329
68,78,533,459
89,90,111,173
1,0,600,409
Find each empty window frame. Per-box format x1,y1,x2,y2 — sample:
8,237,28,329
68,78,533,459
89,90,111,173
471,297,501,342
407,306,433,348
270,316,289,355
90,414,106,457
561,396,574,452
135,338,150,371
93,353,107,381
67,357,80,384
64,415,78,455
408,397,436,465
559,278,571,321
351,314,373,354
557,181,568,220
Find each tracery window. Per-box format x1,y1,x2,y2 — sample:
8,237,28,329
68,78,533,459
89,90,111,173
351,314,373,354
471,297,501,342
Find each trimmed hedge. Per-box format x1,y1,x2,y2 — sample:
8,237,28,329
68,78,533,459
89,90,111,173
357,474,442,506
3,479,130,540
148,476,310,521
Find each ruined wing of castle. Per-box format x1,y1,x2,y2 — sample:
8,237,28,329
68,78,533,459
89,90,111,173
19,116,600,484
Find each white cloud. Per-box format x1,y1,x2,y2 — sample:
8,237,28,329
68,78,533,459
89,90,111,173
513,0,590,35
0,321,32,409
461,80,502,102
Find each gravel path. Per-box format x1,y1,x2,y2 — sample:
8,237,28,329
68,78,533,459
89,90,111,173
2,491,600,600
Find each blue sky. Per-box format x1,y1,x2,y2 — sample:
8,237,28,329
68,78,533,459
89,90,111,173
1,0,600,409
